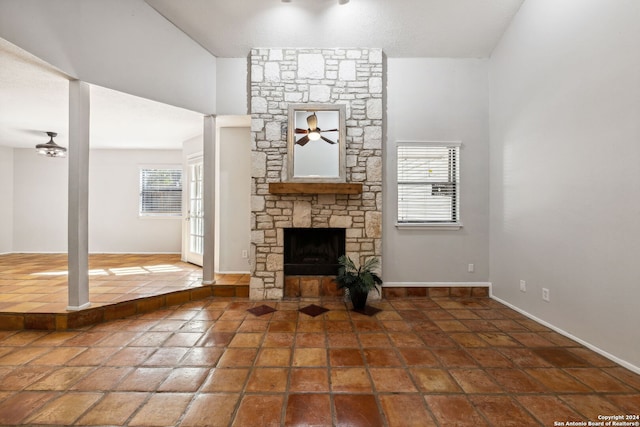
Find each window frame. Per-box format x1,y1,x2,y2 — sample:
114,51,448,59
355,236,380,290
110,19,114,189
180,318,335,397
138,165,184,219
395,141,463,230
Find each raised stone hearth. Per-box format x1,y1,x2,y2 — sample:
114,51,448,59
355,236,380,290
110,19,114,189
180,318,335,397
250,47,383,300
285,275,343,299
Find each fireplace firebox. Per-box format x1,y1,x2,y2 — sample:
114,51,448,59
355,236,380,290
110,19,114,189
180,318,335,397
284,228,346,275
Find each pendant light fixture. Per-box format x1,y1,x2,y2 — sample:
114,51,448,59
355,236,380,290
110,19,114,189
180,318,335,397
36,132,67,158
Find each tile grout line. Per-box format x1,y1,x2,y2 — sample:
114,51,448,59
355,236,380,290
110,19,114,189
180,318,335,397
0,295,638,425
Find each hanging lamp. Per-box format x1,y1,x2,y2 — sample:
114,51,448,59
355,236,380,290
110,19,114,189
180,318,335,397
36,132,67,158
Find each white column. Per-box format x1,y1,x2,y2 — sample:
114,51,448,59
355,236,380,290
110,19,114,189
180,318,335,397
202,115,216,284
67,80,91,310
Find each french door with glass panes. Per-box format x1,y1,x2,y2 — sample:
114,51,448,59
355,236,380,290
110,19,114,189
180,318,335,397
186,158,204,266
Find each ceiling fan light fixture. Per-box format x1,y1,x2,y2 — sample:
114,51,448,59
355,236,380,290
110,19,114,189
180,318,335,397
36,131,67,158
308,130,321,141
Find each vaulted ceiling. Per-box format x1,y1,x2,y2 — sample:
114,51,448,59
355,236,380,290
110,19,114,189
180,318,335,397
0,0,524,150
146,0,524,58
0,38,204,151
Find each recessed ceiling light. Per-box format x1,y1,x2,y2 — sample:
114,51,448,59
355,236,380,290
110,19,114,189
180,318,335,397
281,0,349,3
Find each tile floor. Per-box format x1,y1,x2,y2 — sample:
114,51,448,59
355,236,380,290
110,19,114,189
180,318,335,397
0,295,638,426
0,253,249,314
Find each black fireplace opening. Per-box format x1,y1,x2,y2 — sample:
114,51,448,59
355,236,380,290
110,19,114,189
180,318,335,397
284,228,346,275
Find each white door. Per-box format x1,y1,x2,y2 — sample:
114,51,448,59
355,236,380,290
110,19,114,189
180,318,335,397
186,158,204,266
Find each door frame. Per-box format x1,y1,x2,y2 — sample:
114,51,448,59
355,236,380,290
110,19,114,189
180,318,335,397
182,154,204,266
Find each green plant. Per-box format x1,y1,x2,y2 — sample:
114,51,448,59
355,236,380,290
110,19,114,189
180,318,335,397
335,255,383,295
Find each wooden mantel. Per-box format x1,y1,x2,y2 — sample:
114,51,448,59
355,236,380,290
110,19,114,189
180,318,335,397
268,182,363,195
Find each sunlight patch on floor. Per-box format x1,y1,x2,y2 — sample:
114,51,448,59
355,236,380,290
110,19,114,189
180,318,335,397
32,265,184,277
109,267,149,276
144,264,183,273
31,271,68,276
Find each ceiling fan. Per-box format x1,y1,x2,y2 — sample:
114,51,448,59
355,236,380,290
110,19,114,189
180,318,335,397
35,131,67,158
295,113,338,146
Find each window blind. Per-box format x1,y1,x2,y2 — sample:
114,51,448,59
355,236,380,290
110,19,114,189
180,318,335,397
397,144,460,223
139,168,183,216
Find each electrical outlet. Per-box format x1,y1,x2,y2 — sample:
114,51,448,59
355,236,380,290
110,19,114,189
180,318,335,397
542,288,550,302
241,250,248,258
520,280,526,292
468,264,474,273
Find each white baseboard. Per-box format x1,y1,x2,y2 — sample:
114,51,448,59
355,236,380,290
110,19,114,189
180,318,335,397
383,281,491,288
491,295,640,376
0,251,181,255
66,302,91,311
89,251,181,255
5,251,67,254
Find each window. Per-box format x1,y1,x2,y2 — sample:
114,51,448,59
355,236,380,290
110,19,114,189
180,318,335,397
139,168,183,217
397,142,461,227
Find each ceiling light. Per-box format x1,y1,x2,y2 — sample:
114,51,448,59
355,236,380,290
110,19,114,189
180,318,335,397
281,0,349,3
308,130,321,141
36,132,67,158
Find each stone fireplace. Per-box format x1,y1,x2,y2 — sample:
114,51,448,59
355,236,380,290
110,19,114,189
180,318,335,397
250,48,383,300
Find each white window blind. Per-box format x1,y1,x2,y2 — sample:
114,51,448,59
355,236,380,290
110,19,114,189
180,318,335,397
397,143,460,224
139,168,183,216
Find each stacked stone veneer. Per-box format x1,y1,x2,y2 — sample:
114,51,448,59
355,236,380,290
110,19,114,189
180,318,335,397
250,48,383,300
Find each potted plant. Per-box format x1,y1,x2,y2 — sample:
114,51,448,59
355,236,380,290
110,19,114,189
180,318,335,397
335,255,383,310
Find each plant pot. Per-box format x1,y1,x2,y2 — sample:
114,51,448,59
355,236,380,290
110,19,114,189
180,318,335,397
350,290,368,310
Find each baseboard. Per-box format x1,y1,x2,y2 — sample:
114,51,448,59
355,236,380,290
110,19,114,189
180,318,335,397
5,251,67,254
384,281,491,288
491,295,640,376
1,251,181,255
89,251,181,255
216,271,250,275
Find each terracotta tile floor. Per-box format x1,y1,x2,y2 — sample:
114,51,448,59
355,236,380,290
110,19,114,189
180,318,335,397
0,253,248,313
0,296,638,426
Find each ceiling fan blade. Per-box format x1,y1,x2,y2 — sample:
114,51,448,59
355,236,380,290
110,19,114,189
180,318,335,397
306,113,318,131
17,129,52,137
294,128,309,134
320,129,338,133
296,136,310,146
321,136,337,144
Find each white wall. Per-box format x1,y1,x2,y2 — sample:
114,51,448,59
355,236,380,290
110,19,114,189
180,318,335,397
89,149,183,253
12,149,68,252
0,147,14,253
385,58,491,283
217,126,251,273
11,148,183,253
489,0,640,368
0,0,216,114
182,134,203,158
217,58,248,116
